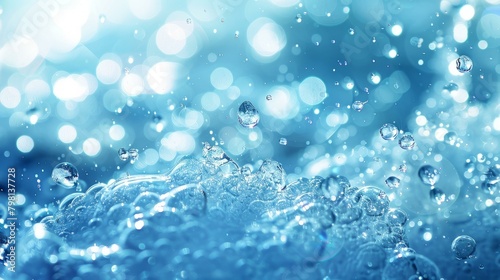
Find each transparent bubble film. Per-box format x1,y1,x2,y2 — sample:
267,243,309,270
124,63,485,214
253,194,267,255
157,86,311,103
0,1,499,279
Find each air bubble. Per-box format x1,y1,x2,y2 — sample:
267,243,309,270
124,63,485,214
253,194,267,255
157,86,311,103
352,101,367,112
321,175,346,204
354,187,389,216
279,138,287,145
451,235,476,260
52,162,79,189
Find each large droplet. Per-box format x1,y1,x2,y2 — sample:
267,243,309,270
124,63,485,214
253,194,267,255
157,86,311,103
451,235,476,260
52,162,79,189
385,176,401,189
238,101,260,128
429,187,446,205
456,55,473,73
418,165,440,186
379,123,399,140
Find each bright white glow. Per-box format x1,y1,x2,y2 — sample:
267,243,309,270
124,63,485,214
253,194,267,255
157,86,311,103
391,25,403,36
388,49,397,58
58,125,77,143
0,37,38,68
184,110,204,130
143,148,159,165
493,117,500,131
156,23,186,55
15,194,26,206
17,135,34,153
423,232,432,241
147,62,180,94
109,125,125,141
478,40,488,50
25,79,51,100
298,76,327,106
454,23,468,43
451,89,469,103
416,115,428,126
53,74,92,102
269,0,300,7
33,223,47,239
96,59,122,85
161,131,195,154
121,73,144,96
264,86,299,119
134,220,145,230
210,67,233,90
129,0,161,20
201,92,220,111
0,87,21,109
83,138,101,156
435,128,448,141
247,18,286,58
459,5,475,21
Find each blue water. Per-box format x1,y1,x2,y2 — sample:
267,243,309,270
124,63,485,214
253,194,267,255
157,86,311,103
0,0,499,279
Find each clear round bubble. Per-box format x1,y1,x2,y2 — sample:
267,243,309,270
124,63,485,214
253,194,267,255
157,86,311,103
451,235,476,260
52,162,79,188
385,176,401,189
398,135,415,150
380,123,399,140
383,252,441,280
354,187,390,216
238,101,260,128
456,55,473,73
386,209,407,226
418,165,440,186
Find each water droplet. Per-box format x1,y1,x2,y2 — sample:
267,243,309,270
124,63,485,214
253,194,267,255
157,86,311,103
456,55,473,73
443,83,458,92
399,163,407,173
352,100,367,112
128,148,139,163
385,176,401,189
279,138,287,145
52,162,79,189
429,187,446,205
418,165,440,186
348,28,355,35
202,142,230,168
398,135,415,150
379,123,399,140
354,187,389,216
321,175,347,203
266,95,272,101
234,30,239,38
99,15,106,23
118,148,129,161
186,18,192,24
451,235,476,260
238,101,260,128
482,164,500,194
444,132,459,145
296,14,302,23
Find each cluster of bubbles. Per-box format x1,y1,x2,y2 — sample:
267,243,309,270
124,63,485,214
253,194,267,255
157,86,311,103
11,147,453,279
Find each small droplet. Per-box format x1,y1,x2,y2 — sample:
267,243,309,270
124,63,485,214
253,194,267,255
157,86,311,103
379,123,399,140
385,176,401,189
429,187,446,205
99,15,106,23
399,163,407,173
128,148,139,163
52,162,79,189
296,14,302,23
186,18,192,24
238,101,260,128
456,55,473,73
266,95,272,101
118,148,129,161
235,30,239,38
352,100,367,112
444,131,459,145
279,138,287,145
348,28,355,35
418,165,440,186
398,134,415,150
451,235,476,260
